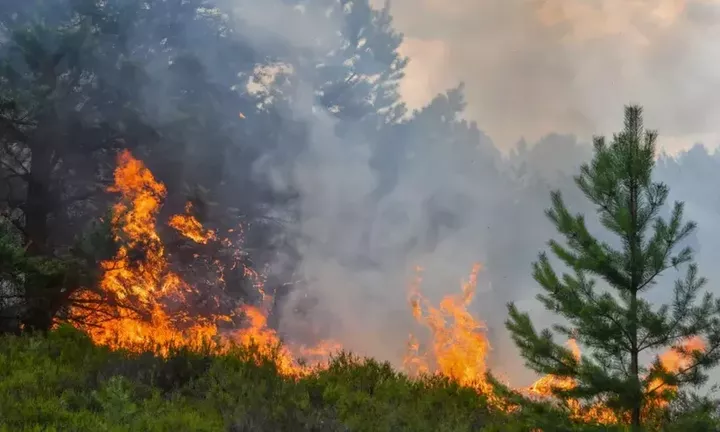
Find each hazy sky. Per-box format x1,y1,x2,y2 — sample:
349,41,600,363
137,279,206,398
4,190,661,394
373,0,720,154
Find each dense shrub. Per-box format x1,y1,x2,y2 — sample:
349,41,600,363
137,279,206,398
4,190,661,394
0,326,716,431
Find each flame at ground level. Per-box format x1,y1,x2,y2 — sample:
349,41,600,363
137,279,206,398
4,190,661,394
68,150,336,376
524,335,706,425
68,150,707,426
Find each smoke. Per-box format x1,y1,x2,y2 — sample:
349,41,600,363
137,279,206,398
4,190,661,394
222,0,526,380
10,0,719,389
209,0,720,389
379,0,720,152
216,0,490,367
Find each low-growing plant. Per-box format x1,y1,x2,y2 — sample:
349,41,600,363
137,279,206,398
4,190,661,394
0,327,716,431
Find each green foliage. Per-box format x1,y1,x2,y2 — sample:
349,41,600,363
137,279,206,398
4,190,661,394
505,105,720,428
0,219,77,333
658,389,720,431
0,326,631,431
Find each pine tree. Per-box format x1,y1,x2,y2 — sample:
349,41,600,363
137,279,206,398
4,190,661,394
505,105,720,430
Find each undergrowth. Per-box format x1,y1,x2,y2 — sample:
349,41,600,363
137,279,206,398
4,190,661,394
0,326,716,431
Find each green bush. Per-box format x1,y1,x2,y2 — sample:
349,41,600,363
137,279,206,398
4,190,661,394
0,326,714,431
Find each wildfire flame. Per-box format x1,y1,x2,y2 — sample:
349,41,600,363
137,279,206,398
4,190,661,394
402,264,519,411
69,151,223,351
168,202,216,244
69,150,336,375
647,335,706,406
525,339,617,424
67,149,707,427
525,335,705,424
405,264,490,388
402,263,704,424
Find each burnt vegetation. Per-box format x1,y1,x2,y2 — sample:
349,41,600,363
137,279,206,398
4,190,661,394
1,0,720,430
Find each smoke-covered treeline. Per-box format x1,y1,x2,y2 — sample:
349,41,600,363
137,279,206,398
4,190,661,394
0,0,718,388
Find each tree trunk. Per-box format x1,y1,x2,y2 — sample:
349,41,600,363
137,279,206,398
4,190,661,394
630,293,642,429
21,139,56,333
25,176,50,255
628,135,643,431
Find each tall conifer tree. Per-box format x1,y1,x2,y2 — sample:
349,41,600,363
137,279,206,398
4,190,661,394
506,105,720,429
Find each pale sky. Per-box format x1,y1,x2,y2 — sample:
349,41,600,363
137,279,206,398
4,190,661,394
373,0,720,154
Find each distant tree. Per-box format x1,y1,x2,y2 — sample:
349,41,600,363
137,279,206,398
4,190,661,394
369,84,500,251
505,105,720,430
303,0,408,126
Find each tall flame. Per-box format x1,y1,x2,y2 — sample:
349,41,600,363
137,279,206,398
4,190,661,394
69,150,336,375
69,150,223,351
402,264,516,411
66,149,706,428
403,263,706,424
405,264,490,388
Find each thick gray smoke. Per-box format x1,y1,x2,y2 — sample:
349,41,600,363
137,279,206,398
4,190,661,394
5,0,720,392
226,0,720,389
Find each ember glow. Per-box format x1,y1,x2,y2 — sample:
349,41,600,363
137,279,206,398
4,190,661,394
68,150,706,424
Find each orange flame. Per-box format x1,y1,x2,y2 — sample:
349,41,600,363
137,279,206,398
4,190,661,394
69,150,337,375
402,263,706,424
66,149,707,427
408,264,490,387
69,150,223,351
403,264,513,410
647,335,706,407
526,336,706,424
524,339,617,424
168,202,216,244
